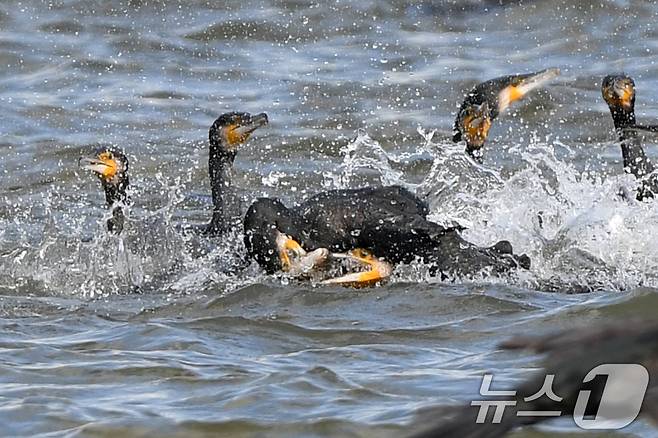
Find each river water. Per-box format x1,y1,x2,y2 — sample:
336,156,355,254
1,0,658,436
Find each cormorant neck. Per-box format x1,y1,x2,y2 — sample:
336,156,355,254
465,145,484,163
102,177,128,234
611,106,658,200
609,105,636,131
620,132,654,181
107,206,125,234
208,145,237,234
103,177,129,207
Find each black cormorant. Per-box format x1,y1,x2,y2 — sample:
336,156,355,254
453,68,560,161
79,147,129,234
244,168,531,286
602,74,658,201
205,111,269,234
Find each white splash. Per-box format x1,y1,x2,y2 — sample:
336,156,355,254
323,129,658,291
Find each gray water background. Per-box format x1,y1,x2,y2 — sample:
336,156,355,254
1,0,658,436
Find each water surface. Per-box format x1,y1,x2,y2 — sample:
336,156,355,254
1,1,658,436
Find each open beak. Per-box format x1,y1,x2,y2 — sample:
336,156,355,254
234,112,269,137
498,67,560,113
323,249,393,288
275,231,328,276
79,155,118,180
225,112,269,147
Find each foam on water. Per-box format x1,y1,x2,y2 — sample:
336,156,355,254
323,129,658,291
0,173,253,298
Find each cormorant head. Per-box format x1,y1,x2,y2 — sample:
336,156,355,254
602,75,638,127
452,68,559,159
456,102,492,156
79,147,129,204
209,112,269,156
602,75,636,130
602,74,635,112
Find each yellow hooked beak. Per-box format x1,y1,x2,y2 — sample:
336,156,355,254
497,67,560,114
322,248,393,288
275,231,328,276
78,152,118,181
602,77,635,110
225,113,269,147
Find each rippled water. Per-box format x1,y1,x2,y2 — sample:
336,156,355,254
2,0,658,436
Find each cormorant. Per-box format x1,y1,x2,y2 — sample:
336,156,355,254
79,147,129,234
453,68,560,161
602,74,658,201
410,319,658,438
204,111,270,234
244,164,531,286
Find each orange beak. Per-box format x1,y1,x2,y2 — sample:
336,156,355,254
79,152,118,181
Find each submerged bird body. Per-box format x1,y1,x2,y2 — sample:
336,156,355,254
453,68,560,160
244,186,429,268
299,186,431,254
244,185,529,280
602,74,658,200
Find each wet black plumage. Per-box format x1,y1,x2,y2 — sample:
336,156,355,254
602,74,658,201
244,185,529,277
